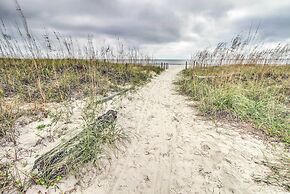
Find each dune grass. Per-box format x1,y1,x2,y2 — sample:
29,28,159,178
0,2,164,192
0,58,162,102
177,64,290,144
0,58,162,138
0,59,162,193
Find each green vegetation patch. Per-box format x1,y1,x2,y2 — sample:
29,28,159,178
0,58,163,103
177,65,290,144
0,58,163,138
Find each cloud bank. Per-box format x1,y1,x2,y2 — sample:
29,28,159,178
0,0,289,58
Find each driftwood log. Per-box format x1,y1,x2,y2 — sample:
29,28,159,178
32,110,118,184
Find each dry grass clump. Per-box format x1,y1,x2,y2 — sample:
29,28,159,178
255,156,290,191
0,99,22,140
0,162,28,193
0,163,17,193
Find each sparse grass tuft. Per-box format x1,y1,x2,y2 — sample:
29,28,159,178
0,99,22,140
254,156,290,191
0,163,27,193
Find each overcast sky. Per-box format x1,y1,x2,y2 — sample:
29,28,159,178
1,0,290,59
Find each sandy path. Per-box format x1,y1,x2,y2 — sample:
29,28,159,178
82,66,287,194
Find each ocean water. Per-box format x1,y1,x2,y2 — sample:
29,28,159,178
114,59,190,66
151,59,189,65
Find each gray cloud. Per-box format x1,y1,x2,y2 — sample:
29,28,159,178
0,0,289,58
44,5,183,43
232,7,290,42
167,0,234,18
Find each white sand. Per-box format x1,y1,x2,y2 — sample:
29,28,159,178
26,66,288,194
81,66,288,194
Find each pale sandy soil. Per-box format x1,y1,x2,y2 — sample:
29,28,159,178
26,66,288,194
